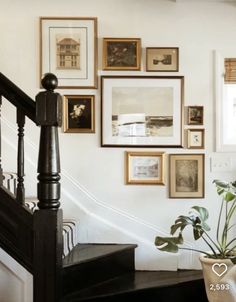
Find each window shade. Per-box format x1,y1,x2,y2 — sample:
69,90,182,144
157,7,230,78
224,58,236,84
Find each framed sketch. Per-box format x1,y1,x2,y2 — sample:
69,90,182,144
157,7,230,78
40,17,97,88
169,154,205,198
187,129,205,149
63,95,95,133
187,106,204,125
125,151,165,185
103,38,141,70
101,76,184,147
146,47,179,72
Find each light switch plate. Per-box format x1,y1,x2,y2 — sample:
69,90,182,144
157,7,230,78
210,156,232,172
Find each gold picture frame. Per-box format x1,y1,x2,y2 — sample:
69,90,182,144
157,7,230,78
125,151,165,185
187,106,204,125
169,154,205,198
187,129,205,149
63,95,95,133
40,17,98,89
103,38,141,70
146,47,179,72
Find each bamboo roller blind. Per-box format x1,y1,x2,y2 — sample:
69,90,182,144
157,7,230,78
225,58,236,83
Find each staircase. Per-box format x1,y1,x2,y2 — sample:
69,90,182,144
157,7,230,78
0,72,208,302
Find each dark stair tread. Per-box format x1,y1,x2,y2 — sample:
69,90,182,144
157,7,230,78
63,243,137,268
62,270,205,301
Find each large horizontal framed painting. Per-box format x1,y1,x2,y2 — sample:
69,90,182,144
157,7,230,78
101,76,184,147
125,151,165,185
169,153,205,198
40,17,97,89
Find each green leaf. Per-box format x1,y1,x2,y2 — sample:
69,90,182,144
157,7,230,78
230,256,236,264
217,186,225,195
170,215,195,235
225,191,236,202
191,206,209,222
155,233,183,253
202,222,211,232
213,180,230,188
193,226,204,240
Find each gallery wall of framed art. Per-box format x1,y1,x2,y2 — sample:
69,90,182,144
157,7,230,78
39,15,205,199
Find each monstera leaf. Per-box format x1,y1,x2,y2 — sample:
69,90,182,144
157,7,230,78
155,233,183,253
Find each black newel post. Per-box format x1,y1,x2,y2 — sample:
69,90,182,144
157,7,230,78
33,73,63,302
0,96,3,186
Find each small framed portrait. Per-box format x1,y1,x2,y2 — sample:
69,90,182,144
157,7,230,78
125,151,165,185
187,106,204,125
169,154,205,198
103,38,141,70
187,129,205,149
63,95,95,133
146,47,179,72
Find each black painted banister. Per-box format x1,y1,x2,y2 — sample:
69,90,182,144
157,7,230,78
0,72,36,122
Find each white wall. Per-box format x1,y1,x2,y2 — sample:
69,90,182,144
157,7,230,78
0,0,236,285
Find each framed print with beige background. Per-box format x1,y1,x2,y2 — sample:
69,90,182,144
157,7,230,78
125,151,165,185
101,76,184,147
169,153,205,198
40,17,97,88
146,47,179,72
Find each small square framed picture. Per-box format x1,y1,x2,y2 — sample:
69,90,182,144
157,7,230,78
146,47,179,72
187,129,205,149
125,151,165,185
63,95,95,133
169,153,205,198
103,38,141,70
187,106,204,125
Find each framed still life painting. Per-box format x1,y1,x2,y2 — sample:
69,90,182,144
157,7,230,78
103,38,141,70
63,95,95,133
40,17,97,88
101,76,184,147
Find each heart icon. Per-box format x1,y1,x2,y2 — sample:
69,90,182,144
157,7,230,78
212,263,228,277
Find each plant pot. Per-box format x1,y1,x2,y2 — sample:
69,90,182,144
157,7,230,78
199,254,236,302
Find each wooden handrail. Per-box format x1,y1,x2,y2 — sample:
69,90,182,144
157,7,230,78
0,72,36,122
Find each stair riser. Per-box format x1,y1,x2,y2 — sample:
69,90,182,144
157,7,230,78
63,248,135,295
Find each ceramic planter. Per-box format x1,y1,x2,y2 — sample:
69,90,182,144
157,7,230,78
199,255,236,302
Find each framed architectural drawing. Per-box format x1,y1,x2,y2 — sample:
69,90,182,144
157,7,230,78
103,38,141,70
101,76,184,147
169,154,205,198
125,151,165,185
146,47,179,72
40,17,97,88
187,129,205,149
63,95,95,133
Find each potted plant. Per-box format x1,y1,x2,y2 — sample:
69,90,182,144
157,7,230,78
155,180,236,302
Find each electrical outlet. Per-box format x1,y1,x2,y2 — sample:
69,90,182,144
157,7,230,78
210,156,232,172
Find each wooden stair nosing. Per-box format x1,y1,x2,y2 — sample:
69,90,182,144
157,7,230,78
62,244,137,296
62,270,207,302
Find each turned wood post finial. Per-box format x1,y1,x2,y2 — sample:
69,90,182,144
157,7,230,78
36,73,62,210
41,73,58,92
